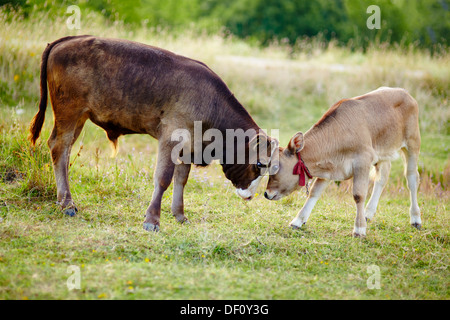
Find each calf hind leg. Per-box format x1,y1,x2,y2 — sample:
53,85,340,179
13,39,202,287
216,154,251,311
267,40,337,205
402,147,421,229
48,115,87,216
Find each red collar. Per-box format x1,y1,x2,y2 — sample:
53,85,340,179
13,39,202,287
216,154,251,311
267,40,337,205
293,152,312,186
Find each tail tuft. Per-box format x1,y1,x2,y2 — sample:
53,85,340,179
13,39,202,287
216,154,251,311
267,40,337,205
28,110,46,146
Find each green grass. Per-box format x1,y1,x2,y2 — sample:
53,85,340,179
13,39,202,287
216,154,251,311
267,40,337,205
0,9,449,300
1,165,448,299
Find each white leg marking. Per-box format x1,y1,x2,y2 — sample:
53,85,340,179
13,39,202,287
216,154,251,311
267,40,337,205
290,178,329,229
365,182,383,220
407,173,421,226
365,162,391,221
290,195,320,228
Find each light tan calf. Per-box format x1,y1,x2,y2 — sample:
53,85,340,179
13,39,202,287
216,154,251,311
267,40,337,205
264,87,422,237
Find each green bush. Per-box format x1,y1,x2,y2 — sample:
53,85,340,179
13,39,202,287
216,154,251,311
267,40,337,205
1,0,447,49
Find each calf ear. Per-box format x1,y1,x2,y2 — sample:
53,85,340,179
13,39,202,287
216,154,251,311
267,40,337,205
288,132,304,154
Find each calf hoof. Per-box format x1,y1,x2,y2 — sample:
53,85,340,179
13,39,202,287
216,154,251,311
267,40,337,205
290,223,305,230
411,223,422,230
180,218,190,224
352,232,366,238
352,227,366,238
143,222,160,232
63,207,78,217
174,214,189,224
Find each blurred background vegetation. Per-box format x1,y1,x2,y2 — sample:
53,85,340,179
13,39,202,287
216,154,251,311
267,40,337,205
1,0,448,50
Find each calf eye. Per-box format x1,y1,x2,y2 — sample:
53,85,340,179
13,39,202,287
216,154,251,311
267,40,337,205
256,161,265,168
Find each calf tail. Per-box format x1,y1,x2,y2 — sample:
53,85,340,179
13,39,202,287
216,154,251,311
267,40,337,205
29,36,83,146
29,42,52,146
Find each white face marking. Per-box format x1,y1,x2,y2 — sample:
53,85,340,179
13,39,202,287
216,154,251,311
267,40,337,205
236,176,263,200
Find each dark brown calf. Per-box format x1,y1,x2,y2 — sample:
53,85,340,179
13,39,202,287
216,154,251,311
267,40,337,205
29,36,275,231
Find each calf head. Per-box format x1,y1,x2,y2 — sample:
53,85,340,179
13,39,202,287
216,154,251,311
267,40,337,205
265,132,310,200
224,134,279,200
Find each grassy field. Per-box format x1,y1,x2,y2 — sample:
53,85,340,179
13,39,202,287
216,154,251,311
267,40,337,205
0,9,449,300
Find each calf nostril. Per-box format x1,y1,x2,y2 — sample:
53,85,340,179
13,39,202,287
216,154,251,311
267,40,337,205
264,191,268,199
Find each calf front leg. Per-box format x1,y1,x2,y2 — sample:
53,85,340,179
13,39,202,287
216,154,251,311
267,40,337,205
365,161,391,221
143,141,176,232
290,178,329,229
171,163,191,223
